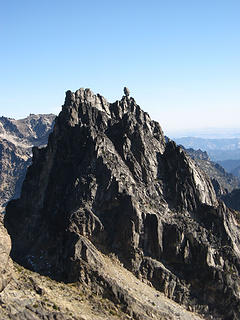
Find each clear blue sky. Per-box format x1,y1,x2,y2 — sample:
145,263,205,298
0,0,239,136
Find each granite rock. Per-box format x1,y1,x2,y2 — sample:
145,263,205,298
5,88,240,319
0,217,12,292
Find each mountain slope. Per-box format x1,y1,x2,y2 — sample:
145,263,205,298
182,147,240,195
231,165,240,178
5,88,240,319
0,260,204,320
0,114,55,212
217,159,240,174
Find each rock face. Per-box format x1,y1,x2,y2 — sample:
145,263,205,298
183,147,240,196
183,147,210,161
0,114,55,212
0,217,12,292
218,159,240,176
5,88,240,319
221,189,240,211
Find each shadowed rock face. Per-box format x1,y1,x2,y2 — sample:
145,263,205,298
4,88,240,319
221,188,240,211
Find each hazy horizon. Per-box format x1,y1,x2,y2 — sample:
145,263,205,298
2,107,240,140
166,127,240,139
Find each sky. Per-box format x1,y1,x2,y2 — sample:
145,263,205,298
0,0,239,137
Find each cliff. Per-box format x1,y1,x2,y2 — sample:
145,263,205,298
4,88,240,319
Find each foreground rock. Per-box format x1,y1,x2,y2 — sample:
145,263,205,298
0,259,204,320
0,114,55,212
0,218,12,292
5,88,240,319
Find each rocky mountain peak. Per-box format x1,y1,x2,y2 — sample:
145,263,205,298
4,88,240,319
60,88,157,133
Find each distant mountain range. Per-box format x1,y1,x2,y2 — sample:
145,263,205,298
174,136,240,161
169,127,240,139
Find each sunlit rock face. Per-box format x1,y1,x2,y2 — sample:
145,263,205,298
5,88,240,319
0,114,55,212
182,147,240,196
0,217,12,292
